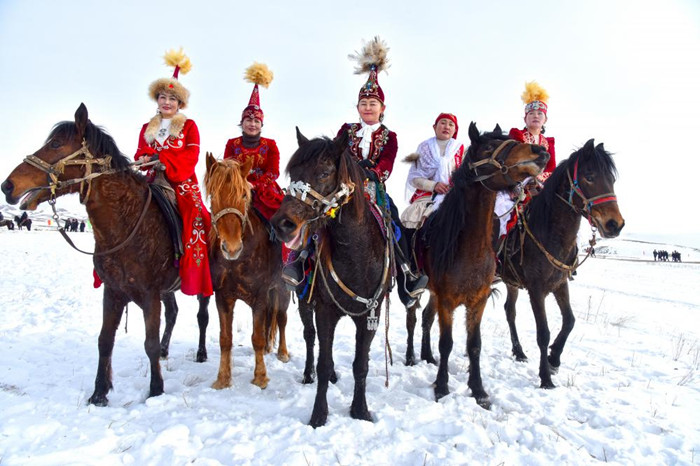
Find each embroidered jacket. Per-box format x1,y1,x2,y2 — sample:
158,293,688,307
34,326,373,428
336,123,398,183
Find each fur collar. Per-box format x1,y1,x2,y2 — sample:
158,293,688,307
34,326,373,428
144,113,187,144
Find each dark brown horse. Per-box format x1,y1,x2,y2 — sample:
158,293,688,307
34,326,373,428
498,140,624,388
1,104,209,405
271,130,390,428
203,154,290,390
411,123,550,407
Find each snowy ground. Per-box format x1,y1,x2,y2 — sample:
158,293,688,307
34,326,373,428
0,229,698,465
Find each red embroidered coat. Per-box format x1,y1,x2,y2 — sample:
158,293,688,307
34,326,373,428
135,117,213,297
509,127,556,181
336,123,398,183
223,136,284,220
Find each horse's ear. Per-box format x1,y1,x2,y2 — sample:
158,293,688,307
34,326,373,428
205,152,216,174
468,122,480,145
75,103,88,139
595,142,605,153
583,139,595,151
493,124,502,136
241,156,254,177
296,127,309,147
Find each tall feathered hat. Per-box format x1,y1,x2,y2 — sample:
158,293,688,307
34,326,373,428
349,36,390,104
241,62,274,122
521,81,549,116
148,47,192,109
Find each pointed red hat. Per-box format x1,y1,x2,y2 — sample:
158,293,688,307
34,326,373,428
241,62,273,122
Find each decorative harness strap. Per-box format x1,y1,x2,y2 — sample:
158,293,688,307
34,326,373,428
211,207,252,236
468,139,520,186
286,180,355,218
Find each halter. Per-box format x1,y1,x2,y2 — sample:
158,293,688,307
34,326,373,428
211,206,252,237
285,180,355,218
559,158,618,226
467,139,521,186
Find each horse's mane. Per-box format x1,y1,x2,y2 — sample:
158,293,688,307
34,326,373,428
286,136,367,219
527,140,617,239
425,129,509,277
204,158,252,210
46,121,131,170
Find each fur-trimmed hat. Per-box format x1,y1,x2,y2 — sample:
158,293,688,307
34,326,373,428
349,36,390,104
521,81,549,116
241,62,273,123
148,48,192,109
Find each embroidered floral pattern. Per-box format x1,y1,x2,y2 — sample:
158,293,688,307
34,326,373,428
178,179,207,267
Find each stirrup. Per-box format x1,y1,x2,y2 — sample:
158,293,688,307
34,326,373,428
282,250,308,291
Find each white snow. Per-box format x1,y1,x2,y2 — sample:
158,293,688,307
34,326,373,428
0,226,698,465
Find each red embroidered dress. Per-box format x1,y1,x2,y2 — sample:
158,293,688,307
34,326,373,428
337,123,398,183
509,127,556,181
135,116,213,297
223,137,284,220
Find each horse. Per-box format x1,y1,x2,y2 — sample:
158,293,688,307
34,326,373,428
407,122,550,407
271,129,391,428
497,139,624,388
14,215,32,231
1,104,212,405
203,153,290,390
0,218,14,230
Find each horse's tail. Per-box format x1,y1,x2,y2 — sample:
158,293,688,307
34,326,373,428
265,289,279,350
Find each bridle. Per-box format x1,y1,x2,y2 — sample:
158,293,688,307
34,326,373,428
285,179,355,219
21,138,158,256
467,139,522,187
558,158,618,227
210,205,251,237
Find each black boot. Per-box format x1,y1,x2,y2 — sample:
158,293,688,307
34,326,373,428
401,263,428,298
282,249,309,291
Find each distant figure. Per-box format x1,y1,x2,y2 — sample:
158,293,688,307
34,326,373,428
590,247,596,257
15,212,32,231
653,249,658,261
80,220,86,232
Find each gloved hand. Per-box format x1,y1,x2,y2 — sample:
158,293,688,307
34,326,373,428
364,168,379,182
357,159,374,169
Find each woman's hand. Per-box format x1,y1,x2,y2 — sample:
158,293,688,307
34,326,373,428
434,182,450,194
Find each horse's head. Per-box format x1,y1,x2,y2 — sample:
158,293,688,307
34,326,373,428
561,140,624,238
271,128,364,250
1,103,128,210
204,152,253,260
466,122,550,190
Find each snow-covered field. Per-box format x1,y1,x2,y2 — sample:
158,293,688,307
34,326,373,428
0,228,698,465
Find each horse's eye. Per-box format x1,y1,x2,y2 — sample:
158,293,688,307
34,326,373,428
50,140,61,149
319,171,331,179
583,174,594,183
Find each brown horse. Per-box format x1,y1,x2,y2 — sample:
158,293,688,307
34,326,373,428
498,140,624,388
1,104,211,405
271,129,390,428
414,123,549,407
203,153,290,390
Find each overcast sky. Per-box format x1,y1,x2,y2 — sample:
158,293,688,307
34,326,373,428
1,0,699,234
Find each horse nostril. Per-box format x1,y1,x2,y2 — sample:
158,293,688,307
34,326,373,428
280,218,297,235
1,179,13,196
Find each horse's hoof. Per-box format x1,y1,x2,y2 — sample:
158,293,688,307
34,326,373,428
212,378,231,390
196,349,207,363
301,373,315,384
309,410,328,428
88,394,108,407
475,395,491,410
434,386,449,401
329,371,339,384
251,376,270,389
350,407,374,423
513,349,528,362
540,380,556,390
422,354,437,365
549,364,560,375
160,349,169,359
277,352,290,363
405,352,416,366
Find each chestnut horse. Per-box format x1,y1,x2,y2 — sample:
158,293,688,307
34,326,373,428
1,104,214,405
411,123,550,407
271,130,390,428
203,154,290,390
498,140,624,388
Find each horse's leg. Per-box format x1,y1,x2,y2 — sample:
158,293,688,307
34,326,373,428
421,296,438,364
309,309,340,428
88,286,128,406
196,294,210,363
251,302,270,389
405,300,418,366
505,285,528,361
528,290,554,389
140,293,165,398
466,296,491,409
159,292,178,359
275,292,290,363
212,293,235,389
548,282,575,373
350,316,377,422
299,300,317,384
434,297,454,401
